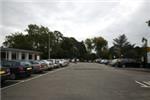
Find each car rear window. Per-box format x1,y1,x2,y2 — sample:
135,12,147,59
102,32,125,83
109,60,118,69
32,61,39,64
20,61,31,67
1,61,14,67
0,62,2,68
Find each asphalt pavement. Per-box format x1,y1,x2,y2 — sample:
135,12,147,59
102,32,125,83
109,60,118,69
1,63,150,100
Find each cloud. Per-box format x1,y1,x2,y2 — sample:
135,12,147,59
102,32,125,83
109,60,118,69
0,0,150,47
97,1,150,46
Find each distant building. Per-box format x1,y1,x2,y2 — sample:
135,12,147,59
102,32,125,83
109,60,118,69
0,47,41,60
147,47,150,64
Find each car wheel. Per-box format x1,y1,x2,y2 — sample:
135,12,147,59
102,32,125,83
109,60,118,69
122,64,126,68
10,73,16,80
114,64,118,67
1,80,5,83
27,74,31,77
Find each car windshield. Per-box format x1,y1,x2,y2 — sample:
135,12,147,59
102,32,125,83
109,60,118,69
20,61,31,66
0,62,2,68
31,61,39,64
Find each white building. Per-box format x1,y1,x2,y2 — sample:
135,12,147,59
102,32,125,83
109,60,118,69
0,47,41,61
147,47,150,64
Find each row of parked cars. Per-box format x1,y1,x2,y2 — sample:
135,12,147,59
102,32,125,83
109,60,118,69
96,58,141,68
0,59,69,83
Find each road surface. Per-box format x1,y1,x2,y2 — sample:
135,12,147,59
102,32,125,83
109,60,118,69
1,63,150,100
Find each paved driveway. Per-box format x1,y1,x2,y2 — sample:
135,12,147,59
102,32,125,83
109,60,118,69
1,63,150,100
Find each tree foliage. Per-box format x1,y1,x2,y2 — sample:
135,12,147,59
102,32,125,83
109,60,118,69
3,33,32,50
110,34,143,60
93,37,108,58
84,37,108,59
3,24,143,61
112,34,131,58
146,20,150,27
3,24,87,59
85,38,93,54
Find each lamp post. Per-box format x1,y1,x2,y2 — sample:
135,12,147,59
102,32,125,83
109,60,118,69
48,33,50,59
142,37,148,67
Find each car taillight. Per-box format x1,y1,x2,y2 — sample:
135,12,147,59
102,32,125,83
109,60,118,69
18,67,24,71
42,64,46,67
37,65,41,68
6,69,10,73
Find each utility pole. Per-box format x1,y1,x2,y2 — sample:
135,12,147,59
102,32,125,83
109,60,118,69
48,33,50,59
142,37,148,67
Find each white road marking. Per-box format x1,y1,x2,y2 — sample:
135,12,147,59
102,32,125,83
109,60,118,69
1,67,69,90
135,80,150,88
143,81,150,86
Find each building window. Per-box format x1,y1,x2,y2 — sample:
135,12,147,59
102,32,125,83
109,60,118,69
29,54,32,60
22,53,25,60
35,54,37,60
1,51,7,60
12,52,17,60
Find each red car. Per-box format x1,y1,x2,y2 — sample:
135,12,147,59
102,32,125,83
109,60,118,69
29,60,45,73
0,62,10,83
1,60,32,80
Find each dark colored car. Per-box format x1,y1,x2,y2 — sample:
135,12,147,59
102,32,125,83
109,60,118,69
117,58,141,68
29,60,45,73
110,58,141,68
100,59,109,65
0,62,10,83
109,59,120,67
1,60,32,80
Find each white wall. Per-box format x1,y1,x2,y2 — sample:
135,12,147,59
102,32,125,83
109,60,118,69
148,52,150,63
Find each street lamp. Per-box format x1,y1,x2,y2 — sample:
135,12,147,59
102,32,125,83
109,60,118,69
146,20,150,27
142,37,148,66
48,33,50,59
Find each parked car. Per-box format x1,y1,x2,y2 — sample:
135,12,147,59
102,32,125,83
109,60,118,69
48,59,59,68
48,60,55,69
95,59,101,63
109,58,141,68
40,60,53,70
117,58,141,68
100,59,109,65
0,62,10,83
55,59,61,68
109,59,120,67
28,60,45,73
1,60,32,80
58,59,69,67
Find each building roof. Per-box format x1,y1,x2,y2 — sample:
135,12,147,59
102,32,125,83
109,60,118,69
0,47,41,54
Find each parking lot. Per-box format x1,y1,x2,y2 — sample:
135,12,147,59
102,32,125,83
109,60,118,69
1,63,68,89
1,63,150,100
1,71,53,89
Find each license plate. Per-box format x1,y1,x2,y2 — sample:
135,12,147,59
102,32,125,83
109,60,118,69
27,67,32,70
0,71,5,74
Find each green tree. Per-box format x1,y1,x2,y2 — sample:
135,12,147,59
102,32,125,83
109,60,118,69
3,32,32,50
112,34,135,58
93,37,108,58
3,24,88,60
25,24,51,58
146,20,150,27
85,38,93,54
53,31,63,44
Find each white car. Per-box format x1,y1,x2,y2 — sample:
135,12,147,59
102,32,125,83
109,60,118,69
48,59,60,68
58,59,69,67
40,60,53,70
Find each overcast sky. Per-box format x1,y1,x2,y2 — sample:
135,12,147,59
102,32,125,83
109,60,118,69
0,0,150,47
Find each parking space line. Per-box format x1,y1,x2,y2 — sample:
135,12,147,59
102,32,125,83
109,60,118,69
1,67,69,90
143,81,150,86
135,80,150,88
